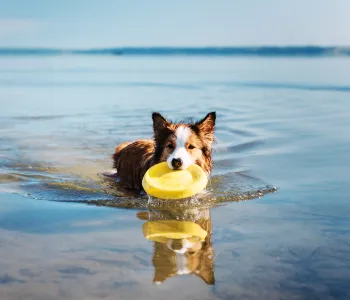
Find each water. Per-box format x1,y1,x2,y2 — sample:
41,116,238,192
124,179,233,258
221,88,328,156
1,56,350,299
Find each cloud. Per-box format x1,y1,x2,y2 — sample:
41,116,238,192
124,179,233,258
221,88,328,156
0,18,42,36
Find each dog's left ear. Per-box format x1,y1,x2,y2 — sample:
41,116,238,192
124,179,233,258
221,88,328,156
152,112,169,130
194,112,216,143
152,112,170,137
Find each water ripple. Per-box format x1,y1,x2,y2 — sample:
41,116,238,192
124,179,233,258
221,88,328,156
2,79,350,92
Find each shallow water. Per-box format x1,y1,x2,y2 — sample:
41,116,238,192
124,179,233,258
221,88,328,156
1,56,350,299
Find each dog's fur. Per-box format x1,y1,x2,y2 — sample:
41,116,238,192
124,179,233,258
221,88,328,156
137,209,215,285
113,112,216,190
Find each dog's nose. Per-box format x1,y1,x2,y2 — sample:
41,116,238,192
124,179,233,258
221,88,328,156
171,158,183,169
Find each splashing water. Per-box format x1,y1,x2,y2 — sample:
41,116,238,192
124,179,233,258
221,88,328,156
1,156,276,210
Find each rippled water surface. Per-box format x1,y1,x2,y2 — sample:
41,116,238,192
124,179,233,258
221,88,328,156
1,56,350,299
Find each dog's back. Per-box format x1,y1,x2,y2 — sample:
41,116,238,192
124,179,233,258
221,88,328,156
113,139,155,190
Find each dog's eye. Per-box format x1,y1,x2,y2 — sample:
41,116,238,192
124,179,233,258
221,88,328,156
167,144,174,149
188,145,195,149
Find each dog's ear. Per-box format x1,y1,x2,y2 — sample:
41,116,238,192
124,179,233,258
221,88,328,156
196,112,216,132
194,112,216,144
152,112,169,135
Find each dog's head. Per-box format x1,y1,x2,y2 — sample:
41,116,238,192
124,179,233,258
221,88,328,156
152,112,216,175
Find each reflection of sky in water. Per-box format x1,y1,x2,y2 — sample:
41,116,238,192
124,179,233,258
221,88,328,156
1,193,350,299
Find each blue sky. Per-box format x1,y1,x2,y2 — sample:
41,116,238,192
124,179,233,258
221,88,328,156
1,0,350,48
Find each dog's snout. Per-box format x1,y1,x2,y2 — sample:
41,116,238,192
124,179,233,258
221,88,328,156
171,158,183,169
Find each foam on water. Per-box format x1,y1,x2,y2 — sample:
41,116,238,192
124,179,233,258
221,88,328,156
0,157,276,209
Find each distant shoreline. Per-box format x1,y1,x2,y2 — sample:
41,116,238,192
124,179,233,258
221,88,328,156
1,46,350,57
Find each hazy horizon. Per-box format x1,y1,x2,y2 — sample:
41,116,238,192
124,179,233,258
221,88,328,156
1,1,350,48
1,44,350,49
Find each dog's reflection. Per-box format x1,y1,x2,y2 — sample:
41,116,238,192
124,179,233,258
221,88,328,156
137,208,215,285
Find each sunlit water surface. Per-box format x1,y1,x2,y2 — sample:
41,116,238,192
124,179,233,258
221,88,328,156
0,56,350,299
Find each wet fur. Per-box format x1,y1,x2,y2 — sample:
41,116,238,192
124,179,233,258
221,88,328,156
152,212,214,285
113,112,216,190
137,209,215,285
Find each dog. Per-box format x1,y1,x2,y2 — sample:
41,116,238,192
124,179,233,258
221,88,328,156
112,112,216,190
137,208,215,285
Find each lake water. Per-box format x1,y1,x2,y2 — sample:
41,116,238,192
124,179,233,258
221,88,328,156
1,56,350,300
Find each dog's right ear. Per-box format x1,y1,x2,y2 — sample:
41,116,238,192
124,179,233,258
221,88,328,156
152,112,169,133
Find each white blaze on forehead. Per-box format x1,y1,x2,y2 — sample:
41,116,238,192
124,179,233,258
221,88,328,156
175,126,191,147
166,239,192,275
175,252,191,275
167,125,193,170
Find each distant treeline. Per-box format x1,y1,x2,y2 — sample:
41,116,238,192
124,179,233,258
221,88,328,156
1,46,350,57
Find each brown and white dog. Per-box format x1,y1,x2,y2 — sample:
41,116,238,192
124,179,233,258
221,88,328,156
112,112,216,190
137,208,215,285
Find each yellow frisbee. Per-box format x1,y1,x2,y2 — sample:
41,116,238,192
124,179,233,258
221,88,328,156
142,162,208,200
142,220,207,244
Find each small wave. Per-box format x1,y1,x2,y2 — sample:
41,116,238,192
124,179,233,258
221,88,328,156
2,79,349,93
219,140,264,154
0,80,200,90
216,81,350,93
9,115,72,121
